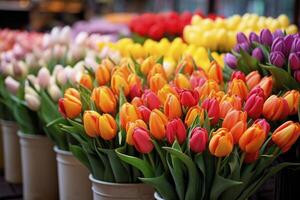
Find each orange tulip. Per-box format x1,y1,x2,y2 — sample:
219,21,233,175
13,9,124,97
91,86,117,113
222,109,247,144
126,119,148,145
228,79,248,102
115,64,132,78
283,90,300,115
272,121,300,152
96,64,110,86
239,124,266,153
98,114,117,140
174,73,192,90
185,106,204,127
263,95,289,121
149,109,168,140
246,71,261,90
164,94,182,120
209,128,234,157
147,63,167,81
58,94,82,119
64,88,80,100
175,55,195,75
149,73,167,93
219,95,242,118
255,76,273,98
157,84,179,104
207,61,223,84
101,58,115,70
131,97,143,107
141,56,155,76
83,111,100,137
207,90,225,102
195,80,220,100
79,74,93,90
120,103,141,129
111,72,130,96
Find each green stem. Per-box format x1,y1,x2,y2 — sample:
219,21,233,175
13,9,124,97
216,157,222,175
148,153,155,169
240,152,246,168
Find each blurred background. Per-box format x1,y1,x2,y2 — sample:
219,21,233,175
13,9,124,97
0,0,298,31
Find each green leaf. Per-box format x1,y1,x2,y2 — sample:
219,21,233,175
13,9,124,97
156,56,164,65
69,144,92,171
195,154,206,200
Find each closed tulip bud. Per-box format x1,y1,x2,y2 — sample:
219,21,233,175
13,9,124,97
208,61,223,84
272,30,284,40
58,94,82,119
79,74,93,90
239,124,266,153
271,37,285,53
111,72,130,96
128,74,143,99
138,105,151,123
179,89,199,107
224,53,237,69
190,70,207,89
120,103,141,129
249,32,259,43
219,95,242,118
209,128,234,157
64,88,80,99
56,68,68,86
126,119,148,145
196,80,220,100
164,94,182,120
96,64,110,86
37,67,50,88
284,35,294,53
141,56,155,76
166,118,187,145
25,93,40,111
147,63,167,82
247,87,265,100
244,92,264,119
234,42,250,52
157,84,179,104
149,109,168,140
83,111,100,137
4,76,20,95
253,118,270,135
99,114,117,140
231,71,246,82
244,151,259,164
272,121,300,152
288,53,300,71
228,79,248,102
260,29,273,46
131,97,143,107
201,98,220,125
132,127,154,154
255,76,273,97
294,70,300,82
237,32,248,44
252,47,264,62
175,55,195,75
149,73,167,93
185,106,204,127
47,84,62,102
174,73,192,90
91,86,117,114
246,71,261,90
291,38,300,53
263,95,289,121
270,51,285,68
222,109,247,144
142,90,161,110
283,90,300,115
190,127,208,153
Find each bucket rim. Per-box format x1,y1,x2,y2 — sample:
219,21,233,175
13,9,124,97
54,146,72,156
89,174,147,187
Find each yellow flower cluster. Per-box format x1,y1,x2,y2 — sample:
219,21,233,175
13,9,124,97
98,37,224,73
184,13,298,52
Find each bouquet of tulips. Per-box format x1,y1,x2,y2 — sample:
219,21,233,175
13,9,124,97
224,29,300,90
54,51,300,200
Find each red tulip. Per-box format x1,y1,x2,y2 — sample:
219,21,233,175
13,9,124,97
166,118,187,145
201,98,220,125
190,127,208,153
138,105,151,123
231,71,246,82
142,90,161,110
244,92,264,119
132,128,154,154
179,89,199,107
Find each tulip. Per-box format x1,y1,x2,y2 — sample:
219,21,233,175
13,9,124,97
272,29,284,40
239,124,266,153
185,106,204,127
164,94,182,120
288,53,300,71
126,119,148,145
58,94,82,119
91,86,117,114
25,93,40,111
249,32,259,43
140,56,155,76
252,47,264,62
271,37,285,53
260,29,273,46
209,128,234,157
56,68,68,86
234,42,250,52
175,55,195,75
149,109,168,140
149,73,167,93
270,51,285,68
272,121,300,152
83,111,100,137
224,53,237,69
190,70,207,89
263,95,289,121
95,64,110,86
190,127,208,153
244,151,259,164
208,61,223,84
255,76,273,97
174,73,192,90
219,95,242,118
64,88,80,100
231,71,246,82
120,103,141,129
79,74,93,90
222,109,247,144
13,61,27,78
228,79,248,102
4,76,20,95
47,84,62,102
201,98,220,125
247,87,265,100
142,90,161,110
138,105,151,123
132,127,154,154
37,67,51,88
166,118,187,144
111,72,130,96
284,35,294,53
283,90,300,115
179,89,199,107
294,70,300,82
196,80,220,100
253,118,270,135
131,97,143,107
99,114,117,140
147,63,167,81
246,71,261,90
128,74,143,99
244,92,264,119
157,84,179,104
291,37,300,53
236,32,248,44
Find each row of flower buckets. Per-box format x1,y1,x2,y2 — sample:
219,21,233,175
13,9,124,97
0,120,154,200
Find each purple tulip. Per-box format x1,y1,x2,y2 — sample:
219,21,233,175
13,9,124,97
294,70,300,82
249,32,259,43
289,53,300,70
291,38,300,52
272,29,284,40
271,37,285,54
224,53,237,69
252,47,264,62
237,32,248,44
284,35,295,54
260,29,273,46
270,51,285,68
234,42,250,52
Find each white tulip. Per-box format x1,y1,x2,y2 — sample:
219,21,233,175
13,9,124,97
25,93,40,111
75,32,88,47
37,67,51,88
59,26,71,45
4,76,20,95
47,84,62,102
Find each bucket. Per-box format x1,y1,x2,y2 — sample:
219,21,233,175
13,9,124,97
154,192,164,200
